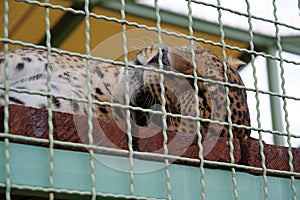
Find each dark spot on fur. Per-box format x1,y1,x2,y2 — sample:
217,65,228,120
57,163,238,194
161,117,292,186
0,58,4,64
22,57,32,62
16,86,27,89
238,110,242,117
71,101,79,113
52,97,61,108
16,62,25,71
189,124,195,129
232,108,237,115
50,84,58,91
219,96,225,102
99,107,108,114
9,97,24,105
104,83,111,93
64,72,70,76
95,88,104,95
39,104,46,109
91,94,97,99
94,68,104,78
28,74,43,81
45,63,53,70
84,108,88,115
37,50,44,54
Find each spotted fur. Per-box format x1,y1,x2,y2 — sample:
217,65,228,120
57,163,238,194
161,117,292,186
0,46,250,142
131,45,251,142
0,48,142,119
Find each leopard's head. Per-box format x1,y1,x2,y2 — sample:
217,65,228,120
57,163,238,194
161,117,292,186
129,45,250,142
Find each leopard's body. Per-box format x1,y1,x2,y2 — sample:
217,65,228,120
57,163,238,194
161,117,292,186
0,48,143,119
0,46,250,141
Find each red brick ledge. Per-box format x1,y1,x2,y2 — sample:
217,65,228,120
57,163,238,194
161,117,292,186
0,105,299,177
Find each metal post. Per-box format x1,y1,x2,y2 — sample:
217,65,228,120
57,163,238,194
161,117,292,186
266,47,285,146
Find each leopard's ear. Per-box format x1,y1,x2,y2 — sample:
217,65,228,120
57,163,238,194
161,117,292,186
227,57,246,71
136,45,159,65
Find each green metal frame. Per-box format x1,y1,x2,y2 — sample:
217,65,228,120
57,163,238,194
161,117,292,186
1,142,299,199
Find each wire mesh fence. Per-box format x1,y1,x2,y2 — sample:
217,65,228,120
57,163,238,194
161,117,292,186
0,0,300,199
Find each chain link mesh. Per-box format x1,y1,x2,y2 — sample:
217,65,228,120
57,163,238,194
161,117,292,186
1,0,299,199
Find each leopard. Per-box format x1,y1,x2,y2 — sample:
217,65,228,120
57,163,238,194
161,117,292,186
130,45,251,143
0,45,250,142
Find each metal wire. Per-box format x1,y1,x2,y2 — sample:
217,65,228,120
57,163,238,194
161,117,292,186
1,0,300,199
272,0,297,199
120,0,135,196
83,0,97,199
244,0,268,199
154,1,172,199
44,0,54,199
216,0,238,199
187,1,205,199
3,0,10,199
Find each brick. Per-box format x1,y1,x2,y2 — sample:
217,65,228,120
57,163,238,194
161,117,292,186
241,139,300,177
